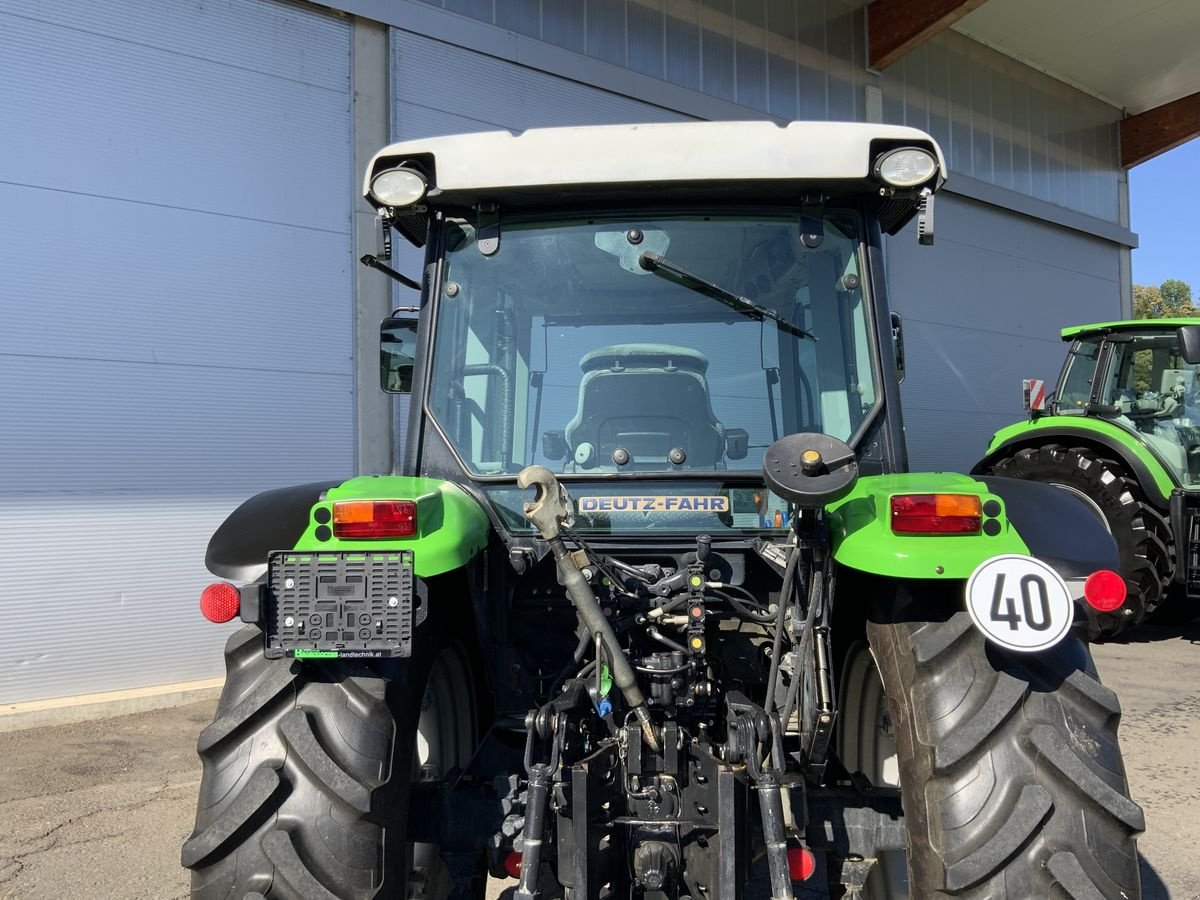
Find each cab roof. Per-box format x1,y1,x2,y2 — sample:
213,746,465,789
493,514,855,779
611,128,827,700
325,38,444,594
1061,318,1200,340
364,120,947,200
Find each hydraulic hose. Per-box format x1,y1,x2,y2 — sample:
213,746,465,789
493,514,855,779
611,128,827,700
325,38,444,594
707,587,779,624
777,569,822,738
548,630,593,693
764,546,800,716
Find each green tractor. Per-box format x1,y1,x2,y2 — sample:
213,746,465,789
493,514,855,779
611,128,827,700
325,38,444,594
975,318,1200,637
182,122,1144,899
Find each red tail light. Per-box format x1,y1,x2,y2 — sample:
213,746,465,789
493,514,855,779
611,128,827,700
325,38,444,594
333,500,417,538
891,494,982,534
503,851,522,879
787,846,816,881
1083,569,1126,612
200,582,240,623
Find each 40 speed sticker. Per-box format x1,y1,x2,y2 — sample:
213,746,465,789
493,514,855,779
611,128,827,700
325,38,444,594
965,554,1074,652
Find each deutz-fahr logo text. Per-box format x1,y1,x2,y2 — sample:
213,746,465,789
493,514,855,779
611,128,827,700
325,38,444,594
578,495,730,513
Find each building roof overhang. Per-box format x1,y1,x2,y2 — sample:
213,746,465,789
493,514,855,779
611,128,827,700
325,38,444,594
867,0,1200,166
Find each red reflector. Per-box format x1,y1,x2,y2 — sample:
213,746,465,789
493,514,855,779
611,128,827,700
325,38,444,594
787,846,816,882
891,494,982,534
333,500,417,539
1083,569,1126,612
200,582,240,623
503,851,522,879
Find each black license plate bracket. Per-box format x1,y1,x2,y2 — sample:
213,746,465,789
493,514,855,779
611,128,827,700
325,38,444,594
265,551,415,659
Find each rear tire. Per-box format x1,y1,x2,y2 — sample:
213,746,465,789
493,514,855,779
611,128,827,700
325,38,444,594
865,605,1144,898
987,444,1173,635
182,625,479,899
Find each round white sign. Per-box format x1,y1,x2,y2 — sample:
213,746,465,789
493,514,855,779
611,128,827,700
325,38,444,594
965,555,1074,653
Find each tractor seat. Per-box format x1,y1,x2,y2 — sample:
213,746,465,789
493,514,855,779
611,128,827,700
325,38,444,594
564,344,725,469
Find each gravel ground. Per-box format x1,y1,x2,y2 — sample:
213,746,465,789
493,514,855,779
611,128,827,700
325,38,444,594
0,620,1196,900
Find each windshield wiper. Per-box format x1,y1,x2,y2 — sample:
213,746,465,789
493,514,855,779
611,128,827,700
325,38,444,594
638,251,817,341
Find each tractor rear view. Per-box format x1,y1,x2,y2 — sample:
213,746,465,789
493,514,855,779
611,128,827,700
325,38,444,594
183,122,1143,899
976,318,1200,636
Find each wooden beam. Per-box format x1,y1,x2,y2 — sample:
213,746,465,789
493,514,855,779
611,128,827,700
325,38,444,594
868,0,990,70
1121,92,1200,168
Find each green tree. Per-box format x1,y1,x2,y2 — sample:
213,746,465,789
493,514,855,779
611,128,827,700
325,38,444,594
1133,279,1195,318
1131,279,1196,391
1161,278,1193,312
1133,283,1161,319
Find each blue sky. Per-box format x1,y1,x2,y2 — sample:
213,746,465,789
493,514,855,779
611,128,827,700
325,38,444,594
1129,140,1200,293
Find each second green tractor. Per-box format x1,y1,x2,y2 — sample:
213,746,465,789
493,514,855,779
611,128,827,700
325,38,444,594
976,317,1200,635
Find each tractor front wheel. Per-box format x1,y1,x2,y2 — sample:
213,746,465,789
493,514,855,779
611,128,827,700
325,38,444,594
986,444,1172,635
861,605,1144,898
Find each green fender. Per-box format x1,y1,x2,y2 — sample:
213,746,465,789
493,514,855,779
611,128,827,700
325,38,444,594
292,475,490,578
826,473,1029,580
977,416,1175,506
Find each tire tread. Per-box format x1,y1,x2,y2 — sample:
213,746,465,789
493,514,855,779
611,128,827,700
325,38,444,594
942,784,1051,891
1029,724,1146,830
868,610,1143,897
181,763,284,869
183,626,420,899
279,708,372,813
988,444,1173,633
1047,851,1108,900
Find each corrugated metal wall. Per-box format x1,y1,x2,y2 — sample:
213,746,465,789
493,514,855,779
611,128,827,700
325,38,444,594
880,29,1122,223
888,196,1122,472
392,30,692,138
412,0,872,120
0,0,355,703
408,0,1123,223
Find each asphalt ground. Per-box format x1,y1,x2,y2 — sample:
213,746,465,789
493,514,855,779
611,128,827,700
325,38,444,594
1,621,1197,900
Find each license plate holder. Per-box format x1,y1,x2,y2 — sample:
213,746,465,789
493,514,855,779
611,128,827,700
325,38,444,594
265,551,414,659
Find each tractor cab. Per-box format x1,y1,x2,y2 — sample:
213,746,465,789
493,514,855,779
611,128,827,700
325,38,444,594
1048,320,1200,486
367,122,943,536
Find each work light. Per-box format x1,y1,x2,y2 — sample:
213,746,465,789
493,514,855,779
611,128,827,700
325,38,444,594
874,147,938,188
369,167,427,208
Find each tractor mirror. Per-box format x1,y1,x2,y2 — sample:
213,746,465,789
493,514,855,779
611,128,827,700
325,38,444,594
724,428,749,460
380,317,419,393
1178,326,1200,365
